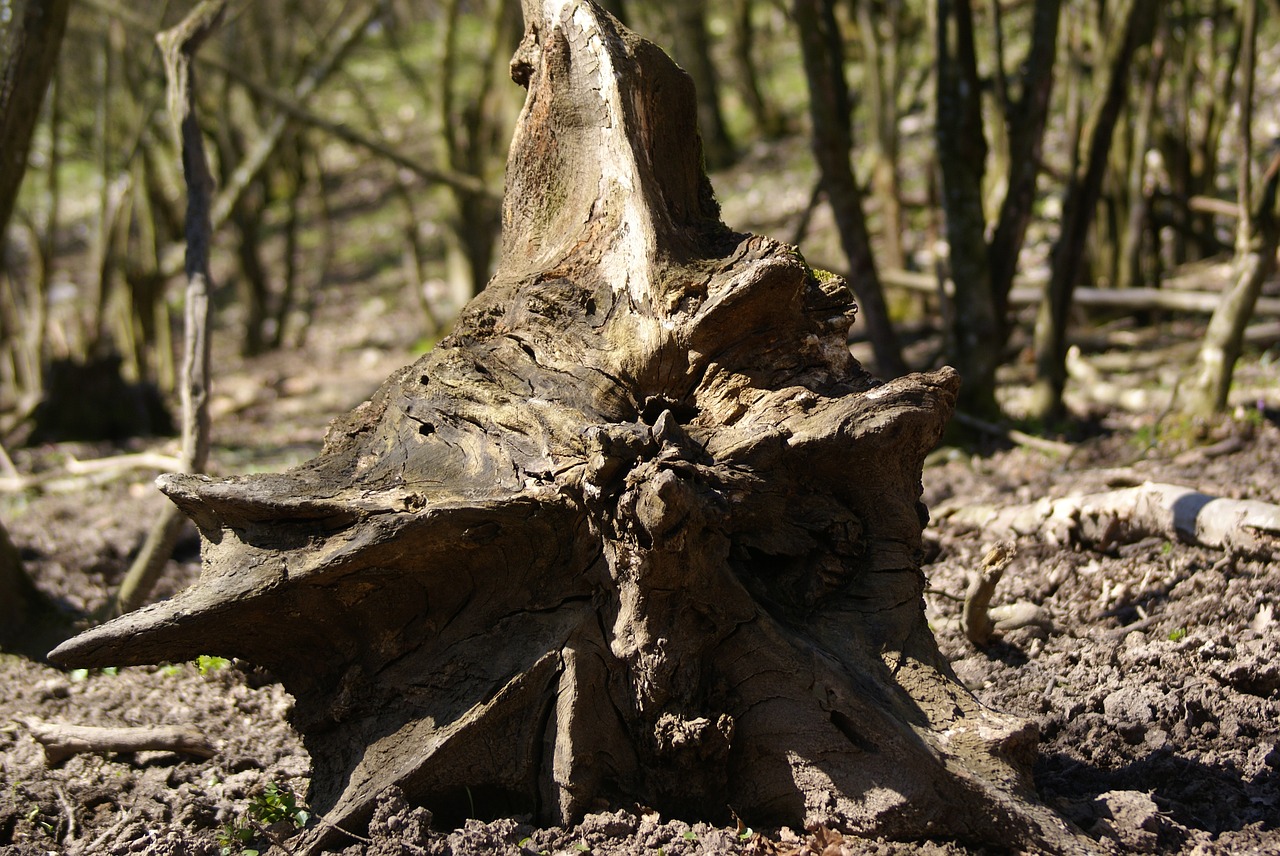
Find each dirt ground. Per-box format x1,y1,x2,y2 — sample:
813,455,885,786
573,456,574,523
3,151,1280,854
4,313,1279,855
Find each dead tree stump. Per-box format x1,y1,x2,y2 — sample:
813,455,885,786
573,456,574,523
53,2,1086,852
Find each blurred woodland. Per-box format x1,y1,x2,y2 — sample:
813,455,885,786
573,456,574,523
2,0,1280,580
4,0,1280,438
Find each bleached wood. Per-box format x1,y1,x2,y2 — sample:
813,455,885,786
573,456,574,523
940,481,1280,554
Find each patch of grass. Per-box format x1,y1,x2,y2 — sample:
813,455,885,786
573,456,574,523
68,666,117,681
1168,627,1188,642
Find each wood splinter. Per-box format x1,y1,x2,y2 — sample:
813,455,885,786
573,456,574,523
19,718,218,765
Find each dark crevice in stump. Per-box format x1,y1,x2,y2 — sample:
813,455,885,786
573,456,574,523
52,2,1091,853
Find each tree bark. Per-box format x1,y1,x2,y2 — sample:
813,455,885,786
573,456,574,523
1187,150,1280,415
934,0,999,416
53,3,1087,853
0,0,72,654
1186,0,1272,416
0,0,72,247
666,0,736,169
933,0,1061,417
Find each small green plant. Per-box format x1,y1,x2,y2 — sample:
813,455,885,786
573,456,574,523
1160,541,1174,556
682,830,698,841
196,655,231,675
1239,405,1266,429
216,820,256,856
25,805,54,835
1168,627,1188,642
217,783,308,855
249,782,310,829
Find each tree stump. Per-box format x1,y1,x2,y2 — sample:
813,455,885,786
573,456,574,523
52,2,1085,852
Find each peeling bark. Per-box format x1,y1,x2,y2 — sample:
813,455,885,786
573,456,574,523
52,3,1089,853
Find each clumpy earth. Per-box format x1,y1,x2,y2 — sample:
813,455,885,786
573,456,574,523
3,256,1280,854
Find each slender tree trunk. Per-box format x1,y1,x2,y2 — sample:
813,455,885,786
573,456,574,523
794,0,906,376
668,0,736,168
440,0,516,296
1030,0,1157,421
987,0,1062,310
109,0,223,618
0,0,72,648
1118,37,1165,293
855,0,906,272
0,0,72,249
934,0,999,415
731,0,784,139
1187,1,1272,416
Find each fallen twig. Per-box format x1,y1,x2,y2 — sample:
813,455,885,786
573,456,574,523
0,451,185,493
77,807,130,855
19,718,218,765
952,411,1075,457
52,781,76,844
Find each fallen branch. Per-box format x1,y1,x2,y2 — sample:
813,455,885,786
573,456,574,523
952,411,1075,457
954,543,1047,649
881,268,1280,315
0,452,185,493
19,718,218,764
939,481,1280,555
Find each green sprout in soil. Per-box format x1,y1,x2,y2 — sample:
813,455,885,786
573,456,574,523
196,655,230,675
218,782,310,856
1168,627,1188,642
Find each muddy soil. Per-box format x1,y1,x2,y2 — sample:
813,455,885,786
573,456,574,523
3,161,1280,854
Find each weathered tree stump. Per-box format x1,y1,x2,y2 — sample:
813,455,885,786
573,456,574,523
53,3,1085,852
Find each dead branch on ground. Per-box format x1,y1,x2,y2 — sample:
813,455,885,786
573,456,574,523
0,452,186,493
18,718,218,765
939,481,1280,555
